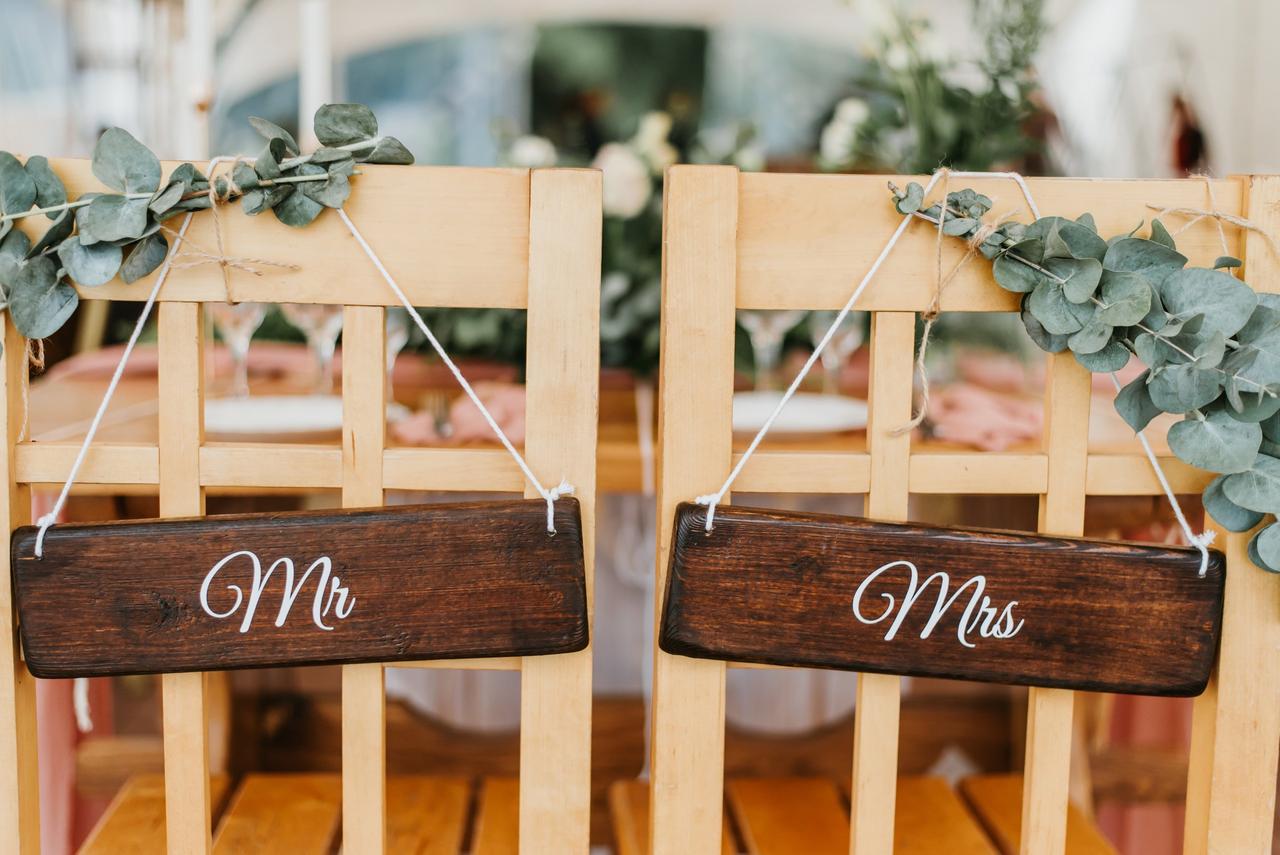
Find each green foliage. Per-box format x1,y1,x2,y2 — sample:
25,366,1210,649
890,181,1280,572
0,104,412,347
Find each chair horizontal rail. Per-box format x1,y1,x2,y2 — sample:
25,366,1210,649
734,172,1244,311
23,161,536,309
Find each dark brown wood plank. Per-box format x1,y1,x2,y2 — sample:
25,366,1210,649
15,499,588,678
659,503,1223,696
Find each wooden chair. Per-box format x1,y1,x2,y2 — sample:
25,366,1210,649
618,166,1280,854
0,163,602,853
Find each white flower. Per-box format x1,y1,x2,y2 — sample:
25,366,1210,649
593,143,652,218
734,144,765,172
820,120,856,164
508,135,557,168
834,97,870,128
632,111,678,172
884,43,911,72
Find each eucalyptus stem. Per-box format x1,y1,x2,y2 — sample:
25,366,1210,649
904,206,1068,285
279,136,380,171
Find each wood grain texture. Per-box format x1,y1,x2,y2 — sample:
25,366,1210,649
13,499,588,678
960,774,1117,855
78,773,231,855
660,503,1224,696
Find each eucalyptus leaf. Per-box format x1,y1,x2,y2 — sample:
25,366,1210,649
81,194,149,243
248,116,300,156
363,136,414,164
0,229,31,288
27,209,72,258
314,103,378,147
895,182,924,215
273,188,323,228
993,240,1047,292
1248,524,1280,572
1262,411,1280,443
1114,370,1161,431
0,151,36,216
254,138,287,181
147,180,185,215
1214,255,1243,270
1028,280,1093,334
1039,216,1107,261
1204,474,1265,532
119,232,168,283
1226,387,1280,422
1146,362,1221,413
1223,454,1280,514
301,170,350,209
1048,256,1103,303
57,236,121,286
8,256,77,339
24,155,66,216
942,216,977,237
1159,267,1258,338
1074,340,1130,372
1103,237,1187,276
91,127,161,194
1149,219,1176,250
1094,270,1152,325
1075,212,1097,231
240,185,291,216
1067,318,1112,354
1167,409,1261,473
1020,300,1069,353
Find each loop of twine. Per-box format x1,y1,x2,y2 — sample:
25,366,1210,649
1145,174,1280,263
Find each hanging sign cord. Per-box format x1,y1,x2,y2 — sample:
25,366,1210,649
693,169,1213,579
335,208,571,534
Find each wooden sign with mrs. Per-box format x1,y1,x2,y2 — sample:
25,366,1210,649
659,504,1225,696
13,499,589,678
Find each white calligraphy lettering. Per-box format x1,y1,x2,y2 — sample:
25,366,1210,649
200,549,355,633
852,560,1023,648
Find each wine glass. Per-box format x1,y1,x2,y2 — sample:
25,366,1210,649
206,302,267,398
807,310,866,394
737,310,806,391
281,304,344,394
385,308,411,403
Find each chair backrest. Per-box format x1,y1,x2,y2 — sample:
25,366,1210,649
650,166,1280,854
0,163,602,853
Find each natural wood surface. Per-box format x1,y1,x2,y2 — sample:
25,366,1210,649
894,776,998,855
649,165,738,855
472,778,521,855
77,773,231,855
660,503,1224,695
13,499,590,677
960,774,1117,855
517,167,601,854
212,774,342,853
609,779,734,855
728,778,850,853
25,161,534,309
386,776,471,855
1183,174,1280,855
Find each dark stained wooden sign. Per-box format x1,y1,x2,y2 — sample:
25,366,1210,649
13,499,588,678
659,504,1225,696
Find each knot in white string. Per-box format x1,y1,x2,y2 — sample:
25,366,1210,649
1190,531,1217,578
542,478,575,534
694,492,723,531
33,511,57,559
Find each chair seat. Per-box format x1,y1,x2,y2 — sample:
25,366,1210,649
610,775,997,854
960,773,1117,855
79,773,517,854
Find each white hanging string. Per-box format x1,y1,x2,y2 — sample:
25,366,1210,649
33,201,200,559
694,168,1214,580
335,208,571,533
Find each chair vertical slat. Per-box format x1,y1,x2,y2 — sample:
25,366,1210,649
519,167,602,854
849,311,915,855
158,301,213,855
0,320,38,855
341,304,388,854
1020,351,1091,855
650,165,738,855
1183,175,1280,855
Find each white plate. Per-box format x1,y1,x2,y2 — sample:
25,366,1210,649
732,391,868,437
205,394,410,441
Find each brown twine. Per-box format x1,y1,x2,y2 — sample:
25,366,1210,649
162,156,299,303
892,171,1019,436
1145,174,1280,263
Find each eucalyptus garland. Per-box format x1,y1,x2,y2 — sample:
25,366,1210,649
890,181,1280,572
0,104,413,345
